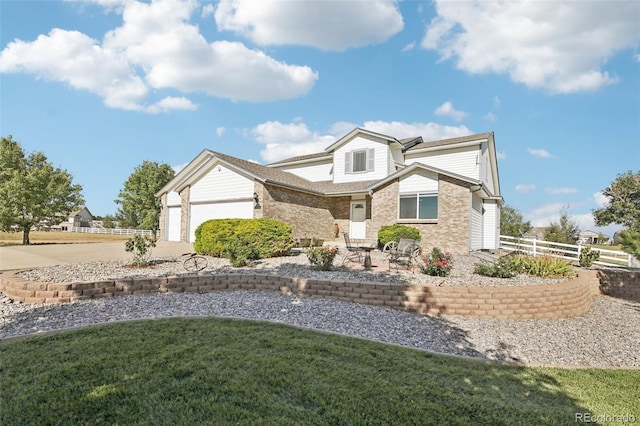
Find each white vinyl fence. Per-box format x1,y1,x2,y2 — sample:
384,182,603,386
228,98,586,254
71,227,158,237
500,235,633,267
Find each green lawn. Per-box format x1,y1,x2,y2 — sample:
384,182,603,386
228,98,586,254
1,318,638,425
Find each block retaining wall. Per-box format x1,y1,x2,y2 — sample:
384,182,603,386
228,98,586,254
0,269,603,320
598,269,640,303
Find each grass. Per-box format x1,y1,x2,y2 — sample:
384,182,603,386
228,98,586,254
0,230,129,246
1,318,638,425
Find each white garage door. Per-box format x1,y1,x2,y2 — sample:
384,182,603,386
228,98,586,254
189,201,254,242
166,206,181,242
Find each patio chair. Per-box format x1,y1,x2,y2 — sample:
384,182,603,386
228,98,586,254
383,238,421,271
342,232,364,265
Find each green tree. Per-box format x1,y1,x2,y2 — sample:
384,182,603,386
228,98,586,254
101,214,118,229
500,205,532,238
115,160,174,235
593,171,640,260
544,206,580,244
0,136,84,245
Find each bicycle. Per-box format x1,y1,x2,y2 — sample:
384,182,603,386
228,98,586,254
182,252,208,272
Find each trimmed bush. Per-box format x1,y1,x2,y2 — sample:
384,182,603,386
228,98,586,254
377,224,421,247
194,218,294,261
194,219,244,257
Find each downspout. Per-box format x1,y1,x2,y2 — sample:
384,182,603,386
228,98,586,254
369,189,375,247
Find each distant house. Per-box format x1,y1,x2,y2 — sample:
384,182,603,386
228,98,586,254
578,230,608,245
51,207,94,231
523,227,547,240
156,128,503,254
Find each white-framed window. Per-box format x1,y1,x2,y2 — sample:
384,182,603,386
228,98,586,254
345,148,375,174
399,193,438,220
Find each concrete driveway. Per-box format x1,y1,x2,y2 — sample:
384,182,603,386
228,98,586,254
0,241,194,271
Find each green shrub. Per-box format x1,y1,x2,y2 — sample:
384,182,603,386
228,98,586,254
307,246,339,271
194,218,294,260
234,219,295,258
125,235,156,267
511,254,575,278
378,224,421,247
474,257,519,278
579,247,600,267
227,235,260,267
194,218,243,257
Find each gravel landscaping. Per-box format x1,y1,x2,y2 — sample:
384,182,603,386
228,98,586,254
2,253,639,368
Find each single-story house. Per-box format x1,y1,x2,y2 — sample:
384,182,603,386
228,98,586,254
578,230,609,245
156,128,503,255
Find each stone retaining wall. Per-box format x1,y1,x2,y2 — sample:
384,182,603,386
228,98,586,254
598,269,640,303
0,269,601,319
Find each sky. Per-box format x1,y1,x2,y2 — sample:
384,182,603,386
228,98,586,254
1,0,639,239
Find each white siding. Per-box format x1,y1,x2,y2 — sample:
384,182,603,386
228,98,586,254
190,164,254,202
405,145,480,181
470,194,483,251
334,136,390,183
275,159,333,182
482,200,499,250
480,142,495,194
167,190,181,206
166,206,181,241
389,146,402,175
189,201,253,242
399,169,438,193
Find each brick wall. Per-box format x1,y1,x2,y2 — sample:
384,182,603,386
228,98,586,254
372,175,472,255
0,269,598,319
180,185,190,242
260,184,354,243
598,269,640,302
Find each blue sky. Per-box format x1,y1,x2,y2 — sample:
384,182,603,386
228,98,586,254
1,0,639,238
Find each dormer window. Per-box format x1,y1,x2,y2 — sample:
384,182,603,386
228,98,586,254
345,148,374,174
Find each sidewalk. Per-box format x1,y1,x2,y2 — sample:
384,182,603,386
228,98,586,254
0,241,194,271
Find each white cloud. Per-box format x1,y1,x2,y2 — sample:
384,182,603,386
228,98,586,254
496,151,506,160
593,191,609,207
251,121,336,163
493,96,501,107
0,0,317,111
545,187,578,195
483,112,497,122
252,119,474,163
515,184,536,194
201,3,215,18
422,1,640,93
214,0,404,51
216,127,226,137
528,148,553,159
434,101,467,121
146,96,198,113
525,203,621,237
402,42,416,52
360,120,472,141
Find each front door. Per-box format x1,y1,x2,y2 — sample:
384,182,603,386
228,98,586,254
349,201,366,239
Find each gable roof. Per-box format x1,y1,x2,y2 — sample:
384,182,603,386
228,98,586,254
156,149,376,197
405,132,494,152
268,151,332,166
323,127,410,152
156,128,501,200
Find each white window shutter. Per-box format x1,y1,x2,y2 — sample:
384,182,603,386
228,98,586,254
345,152,351,174
367,148,375,171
